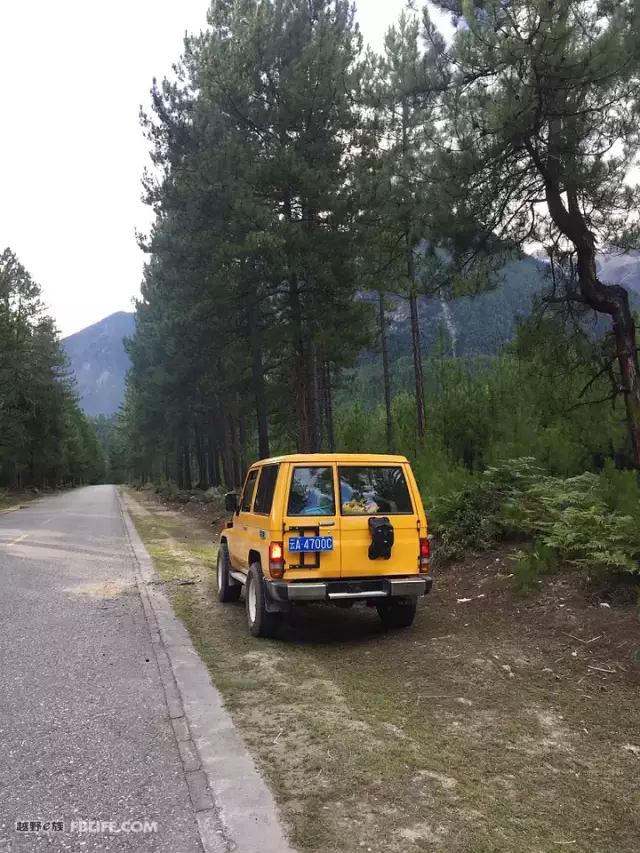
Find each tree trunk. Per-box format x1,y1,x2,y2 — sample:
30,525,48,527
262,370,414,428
379,292,394,453
290,272,308,452
306,339,321,452
229,414,242,487
545,184,640,468
613,315,640,468
175,441,184,489
402,96,426,442
207,427,220,487
252,346,270,459
238,412,248,481
194,423,207,490
303,203,322,452
217,409,235,490
316,350,324,453
324,361,335,452
284,189,309,452
183,443,192,491
249,301,270,459
409,290,427,440
213,444,221,487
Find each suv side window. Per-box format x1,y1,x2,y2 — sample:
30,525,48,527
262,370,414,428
241,469,259,512
253,465,279,515
287,467,335,516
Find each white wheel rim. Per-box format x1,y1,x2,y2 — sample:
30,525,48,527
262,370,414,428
217,553,223,592
248,578,257,624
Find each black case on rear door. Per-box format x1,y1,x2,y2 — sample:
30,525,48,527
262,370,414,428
368,516,394,560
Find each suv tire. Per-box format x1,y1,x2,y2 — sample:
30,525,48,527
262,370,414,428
217,542,241,602
246,563,282,638
376,598,418,630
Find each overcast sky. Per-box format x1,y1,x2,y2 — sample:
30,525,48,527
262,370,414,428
0,0,446,337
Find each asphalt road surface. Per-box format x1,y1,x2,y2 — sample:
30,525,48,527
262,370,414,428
0,486,206,851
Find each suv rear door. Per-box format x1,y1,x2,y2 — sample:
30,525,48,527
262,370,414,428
338,463,419,578
282,463,342,580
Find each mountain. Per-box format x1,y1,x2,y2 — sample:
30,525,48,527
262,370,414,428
380,253,640,362
395,257,549,359
62,312,135,416
62,252,640,417
356,257,550,364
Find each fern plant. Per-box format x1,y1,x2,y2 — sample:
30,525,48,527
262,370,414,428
433,459,640,576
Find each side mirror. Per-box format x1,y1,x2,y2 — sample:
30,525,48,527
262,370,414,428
225,491,239,513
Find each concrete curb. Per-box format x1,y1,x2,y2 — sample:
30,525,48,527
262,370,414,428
118,491,296,853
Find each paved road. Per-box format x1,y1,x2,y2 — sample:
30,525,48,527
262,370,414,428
0,486,204,851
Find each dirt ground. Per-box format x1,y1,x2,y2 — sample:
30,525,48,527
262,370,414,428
0,489,49,514
122,488,640,853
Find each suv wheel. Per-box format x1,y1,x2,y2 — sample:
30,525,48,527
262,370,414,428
217,543,241,603
376,598,418,630
246,563,282,638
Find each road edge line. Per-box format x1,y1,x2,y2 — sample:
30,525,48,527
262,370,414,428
117,489,296,853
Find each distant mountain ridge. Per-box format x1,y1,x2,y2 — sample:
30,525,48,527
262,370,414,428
62,312,135,416
381,253,640,361
63,252,640,416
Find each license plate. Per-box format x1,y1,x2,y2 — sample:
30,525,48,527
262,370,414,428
288,536,334,553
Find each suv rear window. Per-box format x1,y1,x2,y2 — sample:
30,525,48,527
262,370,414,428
253,465,279,515
339,466,413,515
287,467,335,516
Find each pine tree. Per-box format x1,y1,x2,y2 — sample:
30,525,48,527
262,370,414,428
357,12,449,442
0,248,104,487
201,0,370,451
121,0,373,480
427,0,640,466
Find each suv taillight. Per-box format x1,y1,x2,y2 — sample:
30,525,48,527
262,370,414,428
419,536,432,572
269,541,285,579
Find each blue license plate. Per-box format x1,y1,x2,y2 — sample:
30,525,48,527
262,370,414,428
288,536,334,553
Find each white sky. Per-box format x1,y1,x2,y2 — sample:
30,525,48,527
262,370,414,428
0,0,436,337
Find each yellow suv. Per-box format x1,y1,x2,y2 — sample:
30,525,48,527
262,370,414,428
217,454,432,637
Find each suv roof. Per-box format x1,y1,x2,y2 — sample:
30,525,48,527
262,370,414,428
252,453,410,466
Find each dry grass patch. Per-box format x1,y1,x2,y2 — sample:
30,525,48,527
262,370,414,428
66,580,134,598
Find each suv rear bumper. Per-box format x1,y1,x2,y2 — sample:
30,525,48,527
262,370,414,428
267,576,432,603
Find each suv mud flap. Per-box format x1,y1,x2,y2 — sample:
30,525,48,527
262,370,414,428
263,582,293,613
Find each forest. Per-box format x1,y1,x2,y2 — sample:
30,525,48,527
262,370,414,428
111,0,640,576
0,248,104,490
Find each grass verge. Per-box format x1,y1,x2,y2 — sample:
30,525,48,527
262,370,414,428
122,487,640,853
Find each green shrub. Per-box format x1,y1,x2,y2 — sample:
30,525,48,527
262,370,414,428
432,458,544,559
433,459,640,578
544,505,640,575
201,487,226,511
413,436,472,513
598,462,640,520
151,482,226,509
154,481,182,501
513,542,558,593
501,470,602,538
